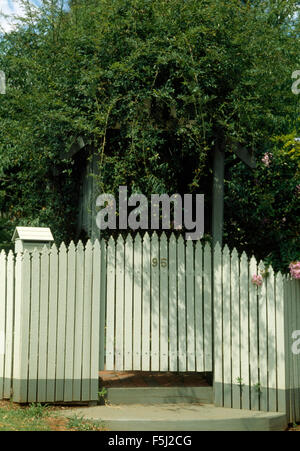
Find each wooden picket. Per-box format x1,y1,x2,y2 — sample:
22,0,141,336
0,232,299,426
0,251,6,400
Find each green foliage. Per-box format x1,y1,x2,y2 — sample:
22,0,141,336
0,402,51,431
225,132,300,272
0,0,299,270
67,414,105,431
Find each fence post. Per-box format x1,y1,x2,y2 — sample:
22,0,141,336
0,250,6,399
13,251,31,403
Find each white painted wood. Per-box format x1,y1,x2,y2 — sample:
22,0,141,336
28,249,40,402
266,267,277,412
231,248,240,409
195,241,203,372
55,242,67,401
13,227,54,242
249,256,259,411
295,279,300,422
291,279,299,420
82,240,93,400
177,235,186,372
37,247,49,402
73,241,85,401
115,236,125,371
142,233,151,371
47,244,58,402
91,240,101,400
222,245,231,408
203,242,212,371
258,261,268,411
240,252,250,410
287,279,295,420
4,230,299,413
5,251,14,399
213,242,223,407
0,251,6,400
275,273,286,414
21,251,31,403
13,251,31,403
169,234,178,372
133,234,142,370
159,233,169,371
106,237,116,370
124,235,133,370
186,240,195,372
62,241,76,402
151,233,160,371
99,239,106,371
284,277,293,421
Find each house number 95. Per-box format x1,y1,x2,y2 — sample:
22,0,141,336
152,258,167,267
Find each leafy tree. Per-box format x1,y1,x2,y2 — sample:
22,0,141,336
0,0,298,271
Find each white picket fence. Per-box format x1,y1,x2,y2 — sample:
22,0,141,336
0,243,101,403
0,234,299,424
103,233,212,373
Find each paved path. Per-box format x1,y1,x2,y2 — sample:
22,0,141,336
59,403,287,431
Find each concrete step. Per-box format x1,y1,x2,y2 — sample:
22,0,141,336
60,403,287,431
104,386,213,405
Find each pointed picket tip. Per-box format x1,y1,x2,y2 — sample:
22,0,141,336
134,232,142,243
68,240,75,253
59,241,67,252
15,251,22,262
195,239,203,251
249,255,257,266
240,251,248,262
85,239,93,251
50,243,58,254
169,232,176,243
41,244,49,255
0,249,6,258
151,231,159,241
125,233,133,244
108,235,115,245
214,241,221,253
32,247,40,257
231,247,238,258
268,265,274,276
116,234,124,244
160,232,167,241
143,232,150,242
204,241,211,253
258,260,265,275
223,244,230,257
177,234,184,244
93,239,101,251
23,249,31,262
76,240,83,252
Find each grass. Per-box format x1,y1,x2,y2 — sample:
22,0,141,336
0,401,105,431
